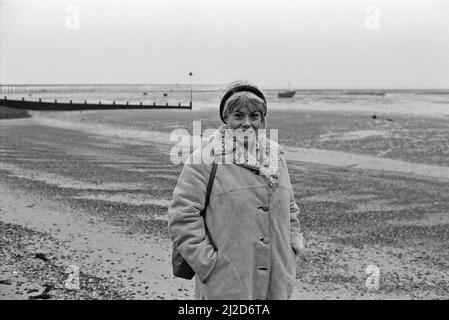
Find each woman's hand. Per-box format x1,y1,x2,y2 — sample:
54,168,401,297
291,233,305,256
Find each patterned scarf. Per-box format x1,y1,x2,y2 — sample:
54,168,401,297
209,126,282,187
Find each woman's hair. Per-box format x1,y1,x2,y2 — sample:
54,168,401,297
222,91,267,124
219,80,267,123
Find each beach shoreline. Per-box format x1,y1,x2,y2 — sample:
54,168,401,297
24,112,449,181
28,107,449,167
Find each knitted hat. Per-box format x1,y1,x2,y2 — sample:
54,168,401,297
219,80,267,123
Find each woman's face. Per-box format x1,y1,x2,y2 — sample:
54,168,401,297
226,108,263,131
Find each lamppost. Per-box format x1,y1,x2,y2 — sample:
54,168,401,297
189,72,193,108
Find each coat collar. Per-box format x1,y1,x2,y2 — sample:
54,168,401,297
209,126,283,187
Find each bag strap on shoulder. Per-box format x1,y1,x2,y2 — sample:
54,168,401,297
201,161,217,216
200,161,217,250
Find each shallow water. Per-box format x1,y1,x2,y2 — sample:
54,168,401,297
6,86,449,117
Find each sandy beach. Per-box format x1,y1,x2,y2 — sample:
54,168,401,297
1,110,449,300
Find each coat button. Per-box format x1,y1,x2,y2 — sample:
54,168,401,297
261,237,270,244
259,206,269,212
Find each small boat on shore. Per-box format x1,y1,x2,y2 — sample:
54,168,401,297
278,90,296,98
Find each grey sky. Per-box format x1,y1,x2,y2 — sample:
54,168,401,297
1,0,448,88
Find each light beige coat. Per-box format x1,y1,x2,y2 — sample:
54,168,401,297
168,144,303,300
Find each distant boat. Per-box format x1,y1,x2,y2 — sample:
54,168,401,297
278,90,296,98
163,93,168,97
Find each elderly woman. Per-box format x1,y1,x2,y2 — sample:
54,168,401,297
168,80,304,300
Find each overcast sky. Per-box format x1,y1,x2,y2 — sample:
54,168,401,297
1,0,448,88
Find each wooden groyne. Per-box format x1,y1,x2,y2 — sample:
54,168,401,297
0,97,192,111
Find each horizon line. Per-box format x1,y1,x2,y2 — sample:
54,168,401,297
0,83,448,91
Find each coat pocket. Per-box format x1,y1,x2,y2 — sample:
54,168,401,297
200,250,247,299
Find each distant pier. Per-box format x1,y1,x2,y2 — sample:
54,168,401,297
0,84,175,94
0,84,114,94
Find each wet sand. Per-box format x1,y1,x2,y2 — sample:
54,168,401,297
30,108,449,167
0,106,30,120
29,113,449,181
1,113,449,300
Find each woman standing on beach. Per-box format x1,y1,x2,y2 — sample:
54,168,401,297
168,80,304,300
